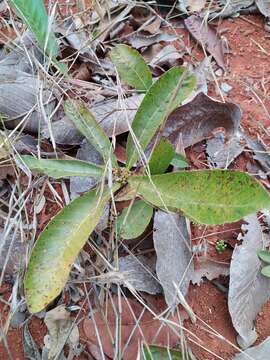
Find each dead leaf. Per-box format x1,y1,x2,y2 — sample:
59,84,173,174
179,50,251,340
244,134,270,173
256,0,270,16
118,255,162,294
187,0,207,12
228,214,270,349
143,16,162,34
162,93,241,149
47,94,143,145
0,227,26,276
83,296,181,360
0,69,56,133
149,45,182,68
184,15,226,70
44,305,79,359
179,0,254,19
23,324,42,360
233,336,270,359
153,211,193,308
125,32,178,49
93,94,143,137
70,139,103,199
207,134,244,168
191,260,230,285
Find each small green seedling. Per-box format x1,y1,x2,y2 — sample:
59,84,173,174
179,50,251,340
215,240,227,253
19,44,270,313
258,250,270,277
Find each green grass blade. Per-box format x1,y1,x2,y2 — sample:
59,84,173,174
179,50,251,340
116,200,153,239
110,44,152,91
64,100,117,166
10,0,58,59
24,184,119,313
143,344,187,359
20,155,105,179
148,137,175,175
126,67,196,169
128,170,270,225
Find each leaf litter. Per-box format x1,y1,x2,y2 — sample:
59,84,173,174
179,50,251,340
1,2,270,360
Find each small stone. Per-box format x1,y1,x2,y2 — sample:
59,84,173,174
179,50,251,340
215,69,223,77
221,82,233,93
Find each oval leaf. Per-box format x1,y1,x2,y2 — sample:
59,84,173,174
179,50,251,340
20,155,105,179
261,265,270,277
24,185,119,313
128,170,270,225
149,137,175,175
126,67,196,169
110,44,152,91
116,200,153,239
143,344,186,360
10,0,58,59
64,100,117,165
257,250,270,264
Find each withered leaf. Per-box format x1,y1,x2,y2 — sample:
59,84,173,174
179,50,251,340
162,93,241,149
184,15,226,70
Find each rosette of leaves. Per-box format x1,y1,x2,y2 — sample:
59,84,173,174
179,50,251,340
21,45,270,313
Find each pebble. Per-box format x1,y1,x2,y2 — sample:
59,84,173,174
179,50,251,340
221,82,233,93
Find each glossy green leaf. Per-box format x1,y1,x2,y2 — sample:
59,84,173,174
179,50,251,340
64,100,117,165
10,0,58,59
143,345,186,360
126,67,196,169
110,44,152,91
20,155,105,179
258,250,270,264
128,170,270,225
148,137,175,175
116,200,153,239
24,185,118,313
170,153,189,168
261,265,270,277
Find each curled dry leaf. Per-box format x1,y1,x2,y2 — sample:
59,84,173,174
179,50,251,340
162,93,241,149
256,0,270,17
233,336,270,360
0,70,56,133
179,0,254,18
191,259,230,285
45,95,144,144
70,139,103,199
125,32,178,49
184,15,226,70
207,134,244,168
44,305,79,359
83,297,182,360
118,255,162,294
228,214,270,349
153,210,193,307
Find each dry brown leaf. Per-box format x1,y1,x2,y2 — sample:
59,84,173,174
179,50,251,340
83,297,181,360
162,93,241,149
184,15,226,70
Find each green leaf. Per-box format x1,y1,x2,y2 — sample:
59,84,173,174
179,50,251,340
116,200,153,239
110,44,152,91
126,67,196,169
128,170,270,225
10,0,58,59
170,153,189,168
143,345,186,360
64,100,117,166
258,250,270,264
24,185,119,313
20,155,105,179
148,137,175,175
261,265,270,277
